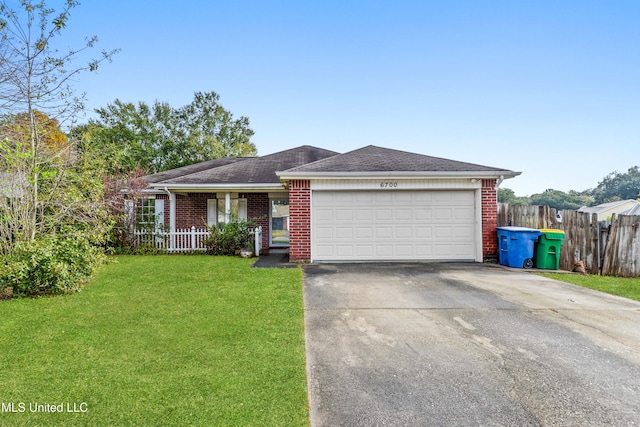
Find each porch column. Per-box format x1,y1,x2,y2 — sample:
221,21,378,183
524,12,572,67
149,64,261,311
225,192,231,224
166,188,176,250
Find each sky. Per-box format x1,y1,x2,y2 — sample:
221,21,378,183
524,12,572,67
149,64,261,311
52,0,640,196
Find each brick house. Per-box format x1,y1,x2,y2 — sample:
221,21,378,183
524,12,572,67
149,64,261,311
142,145,520,262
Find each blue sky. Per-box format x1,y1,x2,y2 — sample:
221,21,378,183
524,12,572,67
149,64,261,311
61,0,639,196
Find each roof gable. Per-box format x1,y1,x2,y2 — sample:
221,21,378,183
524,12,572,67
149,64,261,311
281,145,517,174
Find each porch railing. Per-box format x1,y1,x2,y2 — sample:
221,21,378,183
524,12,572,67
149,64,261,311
134,226,262,255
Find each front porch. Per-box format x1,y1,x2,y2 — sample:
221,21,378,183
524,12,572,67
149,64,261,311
141,191,289,253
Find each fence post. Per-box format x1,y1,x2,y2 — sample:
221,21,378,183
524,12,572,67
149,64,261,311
191,226,196,250
255,226,262,257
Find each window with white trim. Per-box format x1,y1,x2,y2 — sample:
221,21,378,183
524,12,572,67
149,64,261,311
127,197,164,232
207,197,247,227
136,198,156,226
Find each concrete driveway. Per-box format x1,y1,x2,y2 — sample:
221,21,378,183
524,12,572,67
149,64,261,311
303,263,640,426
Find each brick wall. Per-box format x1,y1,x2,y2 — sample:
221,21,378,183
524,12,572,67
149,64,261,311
243,192,269,251
174,193,211,229
481,179,498,260
149,193,211,229
288,180,311,261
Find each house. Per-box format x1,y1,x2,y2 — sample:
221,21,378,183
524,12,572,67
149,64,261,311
0,171,28,198
578,199,640,221
143,145,520,262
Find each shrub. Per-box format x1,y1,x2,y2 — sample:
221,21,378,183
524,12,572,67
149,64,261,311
0,236,105,297
203,221,255,256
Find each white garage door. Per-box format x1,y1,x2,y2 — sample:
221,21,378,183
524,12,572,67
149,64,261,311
312,190,476,261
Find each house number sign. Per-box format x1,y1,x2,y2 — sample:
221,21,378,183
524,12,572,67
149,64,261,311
380,181,398,188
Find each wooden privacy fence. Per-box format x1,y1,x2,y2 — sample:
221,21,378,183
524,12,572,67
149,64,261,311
601,215,640,277
498,203,640,277
134,226,263,255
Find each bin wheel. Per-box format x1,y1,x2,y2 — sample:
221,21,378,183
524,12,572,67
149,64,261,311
523,258,534,269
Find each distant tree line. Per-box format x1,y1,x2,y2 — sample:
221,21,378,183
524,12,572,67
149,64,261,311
499,166,640,210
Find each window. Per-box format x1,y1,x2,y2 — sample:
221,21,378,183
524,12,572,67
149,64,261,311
136,198,156,226
208,196,247,227
127,197,164,232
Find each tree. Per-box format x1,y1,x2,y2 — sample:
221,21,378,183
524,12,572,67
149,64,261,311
4,110,69,157
0,0,115,262
529,189,593,211
590,166,640,205
498,188,530,205
78,91,257,174
0,111,109,252
177,91,256,163
0,1,116,113
0,2,130,297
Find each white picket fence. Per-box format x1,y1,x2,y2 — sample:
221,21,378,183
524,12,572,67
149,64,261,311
134,226,262,255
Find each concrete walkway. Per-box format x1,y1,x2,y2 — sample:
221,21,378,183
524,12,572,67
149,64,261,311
250,250,298,268
303,263,640,426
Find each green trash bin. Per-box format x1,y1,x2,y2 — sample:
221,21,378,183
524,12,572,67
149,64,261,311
535,229,565,270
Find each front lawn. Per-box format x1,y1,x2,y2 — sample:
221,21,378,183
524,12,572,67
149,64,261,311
0,256,309,426
537,272,640,302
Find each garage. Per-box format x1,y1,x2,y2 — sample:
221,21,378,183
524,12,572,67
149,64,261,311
276,145,520,262
312,189,476,261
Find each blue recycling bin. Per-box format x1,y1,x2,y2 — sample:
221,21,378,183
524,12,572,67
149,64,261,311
497,227,543,268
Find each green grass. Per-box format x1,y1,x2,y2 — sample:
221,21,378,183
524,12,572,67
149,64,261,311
0,256,309,427
537,272,640,302
271,230,290,244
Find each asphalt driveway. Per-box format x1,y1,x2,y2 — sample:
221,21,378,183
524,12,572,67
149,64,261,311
303,263,640,426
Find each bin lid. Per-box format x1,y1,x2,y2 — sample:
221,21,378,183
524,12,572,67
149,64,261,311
497,226,542,233
540,228,565,235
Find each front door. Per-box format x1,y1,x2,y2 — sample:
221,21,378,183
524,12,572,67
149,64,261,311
270,199,290,246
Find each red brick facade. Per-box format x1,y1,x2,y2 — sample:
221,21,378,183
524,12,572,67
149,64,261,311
288,180,311,261
174,193,210,229
154,193,211,229
156,180,499,262
155,192,270,250
481,179,498,261
245,192,269,251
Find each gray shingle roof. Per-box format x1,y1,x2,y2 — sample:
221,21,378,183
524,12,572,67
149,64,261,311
282,145,516,173
144,158,247,184
148,146,339,185
146,145,519,188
